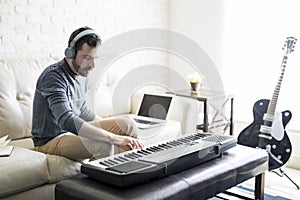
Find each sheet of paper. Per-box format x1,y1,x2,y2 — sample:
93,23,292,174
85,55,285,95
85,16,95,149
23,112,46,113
0,146,14,157
0,135,11,147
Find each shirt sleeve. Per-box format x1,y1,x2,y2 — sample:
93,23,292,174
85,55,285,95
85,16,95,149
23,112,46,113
78,76,95,121
79,101,96,121
39,71,84,134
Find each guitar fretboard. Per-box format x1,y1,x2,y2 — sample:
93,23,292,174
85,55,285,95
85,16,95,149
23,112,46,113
267,55,288,115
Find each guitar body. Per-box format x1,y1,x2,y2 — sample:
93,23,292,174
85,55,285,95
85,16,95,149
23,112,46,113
238,99,292,170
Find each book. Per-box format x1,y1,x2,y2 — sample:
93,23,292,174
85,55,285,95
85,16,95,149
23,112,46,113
0,135,14,157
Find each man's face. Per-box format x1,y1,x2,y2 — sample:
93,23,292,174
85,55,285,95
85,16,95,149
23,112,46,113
72,43,98,77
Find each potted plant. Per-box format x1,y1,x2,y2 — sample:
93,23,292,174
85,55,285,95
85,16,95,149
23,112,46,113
187,72,201,92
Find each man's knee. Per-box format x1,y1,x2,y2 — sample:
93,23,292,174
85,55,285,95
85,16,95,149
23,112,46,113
93,142,114,158
116,117,138,138
81,137,114,158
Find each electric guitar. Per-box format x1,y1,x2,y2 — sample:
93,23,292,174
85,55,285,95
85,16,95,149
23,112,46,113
238,36,297,171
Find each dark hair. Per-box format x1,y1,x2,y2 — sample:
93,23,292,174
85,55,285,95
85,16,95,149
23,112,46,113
68,26,101,54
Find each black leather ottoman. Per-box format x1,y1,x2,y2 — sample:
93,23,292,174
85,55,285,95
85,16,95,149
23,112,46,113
55,145,268,200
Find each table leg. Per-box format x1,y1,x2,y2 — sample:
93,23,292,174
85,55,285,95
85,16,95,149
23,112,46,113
230,97,234,135
203,100,208,132
255,172,265,200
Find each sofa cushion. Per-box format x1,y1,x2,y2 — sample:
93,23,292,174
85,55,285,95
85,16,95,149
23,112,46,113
0,147,49,198
8,138,35,150
0,58,52,140
46,154,81,183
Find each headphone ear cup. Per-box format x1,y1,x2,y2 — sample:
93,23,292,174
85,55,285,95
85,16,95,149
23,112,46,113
64,47,75,59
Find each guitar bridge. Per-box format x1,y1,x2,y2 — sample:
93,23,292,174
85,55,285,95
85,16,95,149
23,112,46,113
265,145,283,165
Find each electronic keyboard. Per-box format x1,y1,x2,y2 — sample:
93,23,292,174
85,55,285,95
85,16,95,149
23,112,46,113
81,132,237,187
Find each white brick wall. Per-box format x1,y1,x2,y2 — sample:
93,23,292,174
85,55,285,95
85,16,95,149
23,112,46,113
0,0,169,59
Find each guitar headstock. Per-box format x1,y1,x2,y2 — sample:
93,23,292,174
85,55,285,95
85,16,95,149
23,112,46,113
282,36,297,55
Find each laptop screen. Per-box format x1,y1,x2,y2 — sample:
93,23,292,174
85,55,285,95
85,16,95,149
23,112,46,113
137,94,172,120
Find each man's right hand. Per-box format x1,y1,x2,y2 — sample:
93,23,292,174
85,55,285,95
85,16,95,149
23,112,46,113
110,134,144,150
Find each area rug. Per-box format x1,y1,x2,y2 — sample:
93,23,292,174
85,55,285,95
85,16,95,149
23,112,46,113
212,185,291,200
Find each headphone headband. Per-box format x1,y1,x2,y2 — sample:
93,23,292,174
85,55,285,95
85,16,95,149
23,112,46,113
65,29,98,59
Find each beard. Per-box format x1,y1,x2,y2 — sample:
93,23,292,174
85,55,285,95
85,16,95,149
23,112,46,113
72,59,80,73
72,59,93,77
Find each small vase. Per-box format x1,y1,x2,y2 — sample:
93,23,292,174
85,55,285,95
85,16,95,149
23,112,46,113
190,82,199,92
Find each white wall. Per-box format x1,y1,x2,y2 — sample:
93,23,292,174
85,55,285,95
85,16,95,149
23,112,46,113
169,0,300,132
1,0,299,132
222,0,300,131
168,0,225,84
0,0,168,59
0,0,170,112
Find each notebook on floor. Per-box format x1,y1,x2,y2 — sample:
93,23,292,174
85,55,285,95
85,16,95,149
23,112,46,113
130,93,173,129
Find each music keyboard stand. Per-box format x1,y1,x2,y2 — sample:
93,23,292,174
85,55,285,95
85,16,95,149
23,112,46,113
55,145,268,200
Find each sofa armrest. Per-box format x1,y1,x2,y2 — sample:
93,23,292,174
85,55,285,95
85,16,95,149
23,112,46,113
168,96,199,134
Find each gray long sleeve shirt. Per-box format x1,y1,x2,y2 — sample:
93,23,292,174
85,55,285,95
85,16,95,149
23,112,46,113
31,59,95,146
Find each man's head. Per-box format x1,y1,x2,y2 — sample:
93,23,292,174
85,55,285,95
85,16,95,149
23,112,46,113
65,26,101,77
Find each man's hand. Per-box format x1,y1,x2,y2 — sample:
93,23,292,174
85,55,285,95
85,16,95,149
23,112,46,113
79,120,143,150
110,134,144,150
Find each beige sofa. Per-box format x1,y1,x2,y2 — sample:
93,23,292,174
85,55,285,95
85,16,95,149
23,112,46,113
0,58,199,200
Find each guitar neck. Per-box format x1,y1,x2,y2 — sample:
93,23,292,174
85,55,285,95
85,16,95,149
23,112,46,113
266,55,288,115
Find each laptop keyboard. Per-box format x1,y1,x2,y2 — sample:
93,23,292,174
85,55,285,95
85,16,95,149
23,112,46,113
134,118,160,125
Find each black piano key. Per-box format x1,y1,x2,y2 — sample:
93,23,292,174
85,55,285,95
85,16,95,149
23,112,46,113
165,141,174,146
168,141,181,146
124,153,139,159
136,150,145,155
147,146,162,152
161,144,173,149
99,161,109,167
118,156,129,162
114,157,126,163
132,152,143,158
107,159,119,165
181,138,192,143
154,146,163,150
187,135,199,141
103,160,116,166
148,147,159,152
124,155,134,159
138,149,152,155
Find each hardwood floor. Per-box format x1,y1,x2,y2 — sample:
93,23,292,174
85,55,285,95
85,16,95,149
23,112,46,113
240,167,300,199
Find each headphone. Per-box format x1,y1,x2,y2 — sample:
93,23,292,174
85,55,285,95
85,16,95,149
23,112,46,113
64,29,98,59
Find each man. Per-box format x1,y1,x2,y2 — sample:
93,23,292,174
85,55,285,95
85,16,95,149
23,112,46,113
32,26,143,161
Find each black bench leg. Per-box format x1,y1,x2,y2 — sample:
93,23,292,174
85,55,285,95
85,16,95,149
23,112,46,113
255,172,265,200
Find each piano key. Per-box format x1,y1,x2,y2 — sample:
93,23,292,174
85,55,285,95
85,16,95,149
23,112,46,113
137,149,152,155
99,161,109,167
107,159,119,165
131,152,143,158
103,160,116,166
114,157,126,163
118,156,129,162
124,153,139,159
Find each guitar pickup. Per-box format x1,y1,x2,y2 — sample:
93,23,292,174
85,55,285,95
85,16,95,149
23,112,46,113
263,113,274,122
258,133,272,140
260,125,272,134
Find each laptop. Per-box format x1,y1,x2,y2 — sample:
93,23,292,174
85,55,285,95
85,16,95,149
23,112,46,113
130,93,173,129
